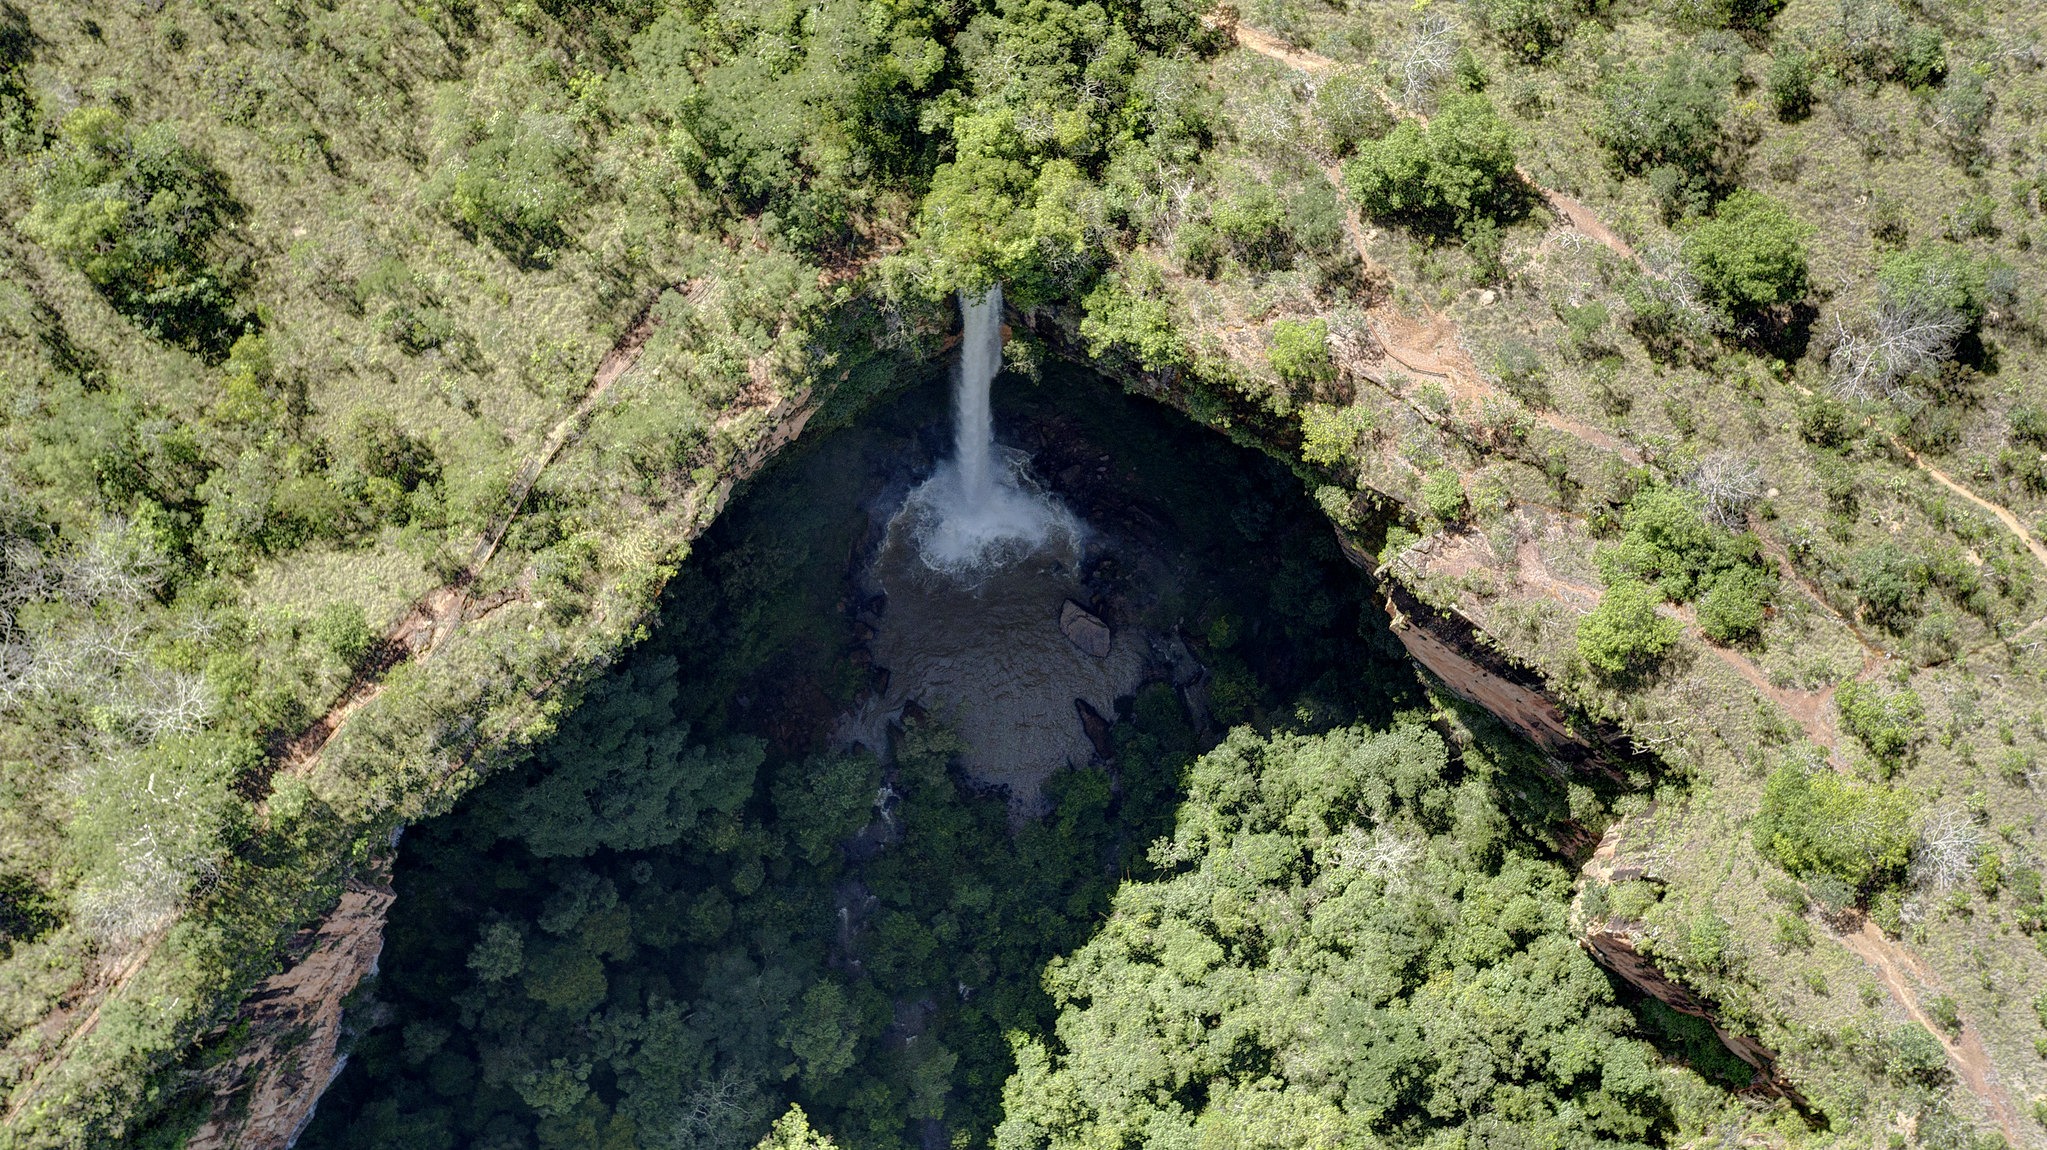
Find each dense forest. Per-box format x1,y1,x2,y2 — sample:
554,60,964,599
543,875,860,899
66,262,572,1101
0,0,2042,1146
298,374,1730,1150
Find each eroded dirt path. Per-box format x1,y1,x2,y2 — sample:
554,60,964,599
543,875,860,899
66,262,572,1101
274,294,671,779
1221,20,2029,1128
5,292,680,1133
1218,20,1647,467
1837,921,2026,1145
1894,437,2047,573
1220,19,1640,266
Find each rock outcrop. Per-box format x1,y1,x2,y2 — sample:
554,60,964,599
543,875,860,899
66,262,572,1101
186,862,396,1150
1074,698,1113,759
1059,600,1112,658
1575,823,1811,1110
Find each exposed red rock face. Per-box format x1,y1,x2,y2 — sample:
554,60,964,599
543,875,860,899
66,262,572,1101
1575,825,1811,1111
186,865,395,1150
1386,606,1581,754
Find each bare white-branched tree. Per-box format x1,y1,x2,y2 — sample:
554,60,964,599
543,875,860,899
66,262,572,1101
0,639,33,711
120,669,217,740
71,759,229,945
1322,825,1423,887
1910,806,1984,897
0,536,53,636
60,517,171,607
1397,13,1459,111
1686,453,1767,527
1632,244,1723,339
1826,268,1969,404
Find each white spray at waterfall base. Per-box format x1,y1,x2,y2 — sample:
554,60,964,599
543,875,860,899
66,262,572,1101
897,285,1081,576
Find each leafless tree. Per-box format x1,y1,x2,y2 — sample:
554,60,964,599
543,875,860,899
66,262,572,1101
1397,13,1459,111
60,518,170,607
1827,271,1969,404
1686,453,1767,527
1911,806,1984,897
1323,825,1423,886
121,669,217,740
0,639,33,711
1632,244,1723,339
0,536,53,636
71,760,227,945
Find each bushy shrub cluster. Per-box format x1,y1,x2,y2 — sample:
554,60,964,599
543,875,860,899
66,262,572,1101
20,108,253,358
1343,94,1524,242
1592,486,1778,648
1593,52,1739,215
1834,679,1923,771
1754,762,1915,892
1576,579,1682,678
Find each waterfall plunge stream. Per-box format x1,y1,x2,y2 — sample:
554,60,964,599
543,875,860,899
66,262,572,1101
847,287,1143,813
897,285,1080,576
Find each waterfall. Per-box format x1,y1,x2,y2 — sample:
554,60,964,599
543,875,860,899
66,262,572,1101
893,285,1079,578
954,284,1002,511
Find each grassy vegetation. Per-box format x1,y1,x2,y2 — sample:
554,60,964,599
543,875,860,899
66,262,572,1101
0,0,2044,1144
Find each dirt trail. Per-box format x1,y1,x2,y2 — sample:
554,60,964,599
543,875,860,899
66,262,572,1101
1837,922,2027,1146
1222,21,2027,1119
1894,438,2047,573
1221,19,1640,265
1221,19,1646,468
3,292,677,1132
273,295,670,779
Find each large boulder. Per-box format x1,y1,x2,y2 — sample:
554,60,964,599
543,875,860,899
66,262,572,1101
1060,600,1112,658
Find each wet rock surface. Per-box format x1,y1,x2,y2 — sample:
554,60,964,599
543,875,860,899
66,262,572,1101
1059,600,1112,658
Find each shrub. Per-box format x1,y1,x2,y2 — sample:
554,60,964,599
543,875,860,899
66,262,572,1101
1576,580,1682,678
1299,403,1374,468
1753,763,1915,890
1832,0,1946,89
1682,191,1812,318
1469,0,1581,63
1420,468,1467,522
1312,69,1394,157
1797,393,1851,446
1877,244,1995,328
1269,318,1335,387
19,108,252,359
1080,270,1185,373
1852,542,1927,629
1343,94,1522,239
1830,244,2001,403
1595,486,1716,600
312,602,378,671
434,102,585,263
1931,68,1993,171
1557,302,1610,363
1285,176,1349,263
1697,563,1772,644
1211,175,1290,271
1676,0,1788,31
1835,679,1923,767
1593,53,1735,210
1884,1023,1948,1083
1767,47,1816,121
2011,404,2047,448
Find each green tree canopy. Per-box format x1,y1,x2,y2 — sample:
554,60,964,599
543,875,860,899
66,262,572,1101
1576,580,1682,678
1593,52,1736,212
1343,94,1523,240
1753,763,1916,890
995,721,1725,1148
20,107,251,357
1682,190,1813,316
502,656,765,857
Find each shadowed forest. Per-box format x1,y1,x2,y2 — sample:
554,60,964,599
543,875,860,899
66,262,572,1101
298,368,1737,1150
